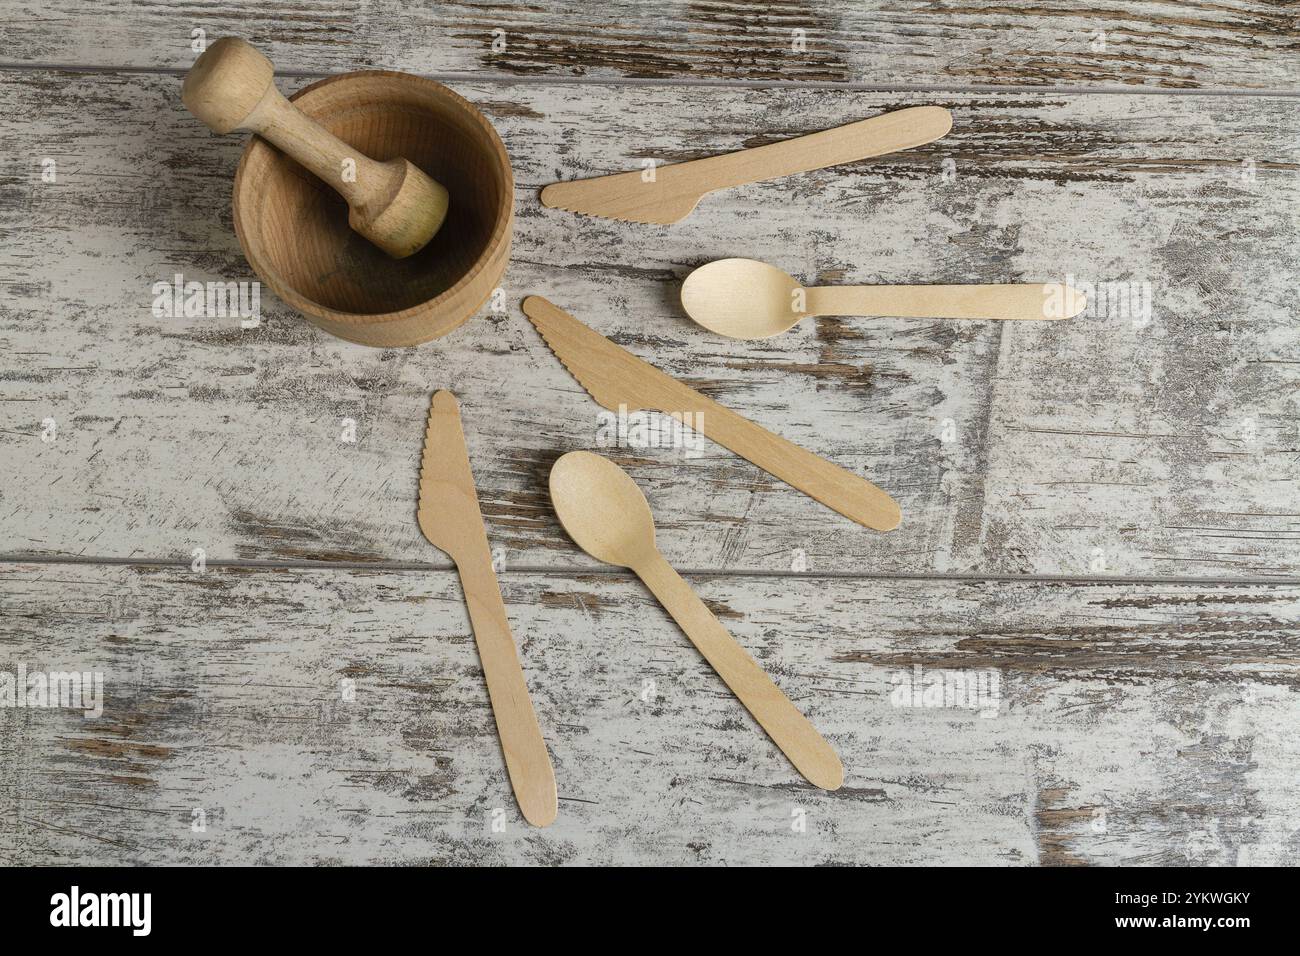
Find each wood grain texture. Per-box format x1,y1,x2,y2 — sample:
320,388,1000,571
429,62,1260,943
1,1,1296,90
2,73,1296,577
2,0,1296,871
2,561,1296,865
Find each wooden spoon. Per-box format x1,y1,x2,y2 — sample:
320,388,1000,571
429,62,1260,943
681,258,1087,339
548,451,844,791
182,37,449,258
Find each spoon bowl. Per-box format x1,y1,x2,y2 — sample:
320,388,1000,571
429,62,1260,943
549,451,657,568
680,258,803,339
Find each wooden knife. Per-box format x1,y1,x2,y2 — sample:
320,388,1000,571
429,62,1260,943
540,106,952,224
417,390,558,827
521,297,902,532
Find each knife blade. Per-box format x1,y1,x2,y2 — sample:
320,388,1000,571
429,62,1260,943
539,106,952,225
521,296,902,532
418,389,558,827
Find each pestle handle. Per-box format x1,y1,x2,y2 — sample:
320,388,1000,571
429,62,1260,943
181,37,448,259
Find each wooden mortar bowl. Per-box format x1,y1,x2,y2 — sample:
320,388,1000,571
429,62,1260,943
233,71,512,347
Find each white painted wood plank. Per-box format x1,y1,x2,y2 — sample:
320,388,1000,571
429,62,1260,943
1,1,1296,90
2,562,1295,865
2,74,1296,576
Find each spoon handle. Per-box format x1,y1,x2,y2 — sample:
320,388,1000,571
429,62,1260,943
806,283,1084,321
633,551,844,791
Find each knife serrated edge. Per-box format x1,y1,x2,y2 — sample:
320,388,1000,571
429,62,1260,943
522,297,629,410
417,390,485,558
539,160,706,224
537,200,676,226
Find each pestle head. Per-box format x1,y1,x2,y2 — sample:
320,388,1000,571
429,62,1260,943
182,37,276,134
350,158,451,260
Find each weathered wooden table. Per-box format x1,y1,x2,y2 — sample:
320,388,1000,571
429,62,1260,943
2,3,1297,866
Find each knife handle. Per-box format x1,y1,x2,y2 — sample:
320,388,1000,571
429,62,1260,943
689,398,901,532
682,106,952,195
632,550,843,790
455,544,558,827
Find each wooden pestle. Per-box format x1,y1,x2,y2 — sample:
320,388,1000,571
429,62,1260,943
182,37,449,259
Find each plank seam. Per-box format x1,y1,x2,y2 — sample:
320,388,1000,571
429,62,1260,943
0,62,1297,99
1,554,1297,587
